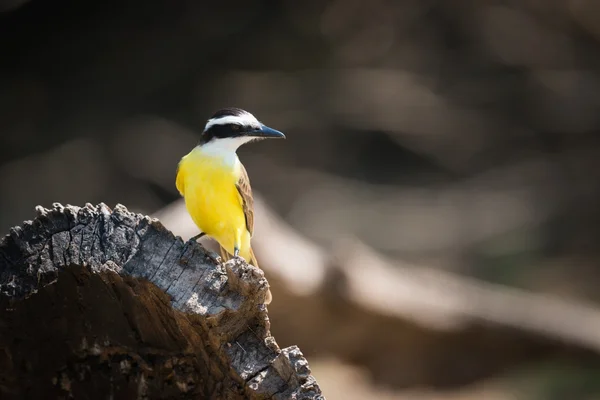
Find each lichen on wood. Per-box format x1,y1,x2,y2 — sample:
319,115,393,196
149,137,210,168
0,202,324,399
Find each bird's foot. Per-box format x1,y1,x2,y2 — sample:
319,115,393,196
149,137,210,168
232,247,244,262
190,232,205,242
206,250,222,264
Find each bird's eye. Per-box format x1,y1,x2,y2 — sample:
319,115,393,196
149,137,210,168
231,124,240,131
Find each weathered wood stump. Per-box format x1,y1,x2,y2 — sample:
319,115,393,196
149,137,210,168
0,203,323,399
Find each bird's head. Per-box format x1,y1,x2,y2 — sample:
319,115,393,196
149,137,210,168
198,107,285,152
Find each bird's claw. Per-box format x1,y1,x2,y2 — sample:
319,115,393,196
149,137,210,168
190,232,205,242
232,248,244,263
206,250,222,264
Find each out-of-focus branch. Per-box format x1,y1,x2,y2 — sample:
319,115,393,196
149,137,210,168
155,196,600,389
241,158,561,257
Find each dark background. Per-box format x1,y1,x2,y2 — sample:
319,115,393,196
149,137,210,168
3,0,600,398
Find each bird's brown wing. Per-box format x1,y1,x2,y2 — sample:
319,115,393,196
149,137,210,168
236,163,254,236
229,163,269,303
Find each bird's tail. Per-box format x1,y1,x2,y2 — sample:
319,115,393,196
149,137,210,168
219,245,271,304
218,245,231,263
248,246,259,269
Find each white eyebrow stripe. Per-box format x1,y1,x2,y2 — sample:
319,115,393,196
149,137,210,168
204,114,260,131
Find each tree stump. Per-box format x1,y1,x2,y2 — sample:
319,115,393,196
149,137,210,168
0,203,324,400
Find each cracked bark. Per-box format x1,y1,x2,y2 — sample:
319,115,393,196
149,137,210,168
0,202,324,400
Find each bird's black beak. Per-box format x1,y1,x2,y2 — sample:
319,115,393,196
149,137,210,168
247,124,286,139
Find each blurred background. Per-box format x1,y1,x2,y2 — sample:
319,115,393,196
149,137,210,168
3,0,600,398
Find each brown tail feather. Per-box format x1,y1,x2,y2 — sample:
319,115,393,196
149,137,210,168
247,246,259,269
218,245,232,263
218,245,271,304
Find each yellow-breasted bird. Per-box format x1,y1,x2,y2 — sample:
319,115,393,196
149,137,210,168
176,107,285,304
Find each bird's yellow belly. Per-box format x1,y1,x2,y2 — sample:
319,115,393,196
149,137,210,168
177,154,250,258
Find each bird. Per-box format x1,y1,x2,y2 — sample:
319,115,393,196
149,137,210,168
175,107,285,304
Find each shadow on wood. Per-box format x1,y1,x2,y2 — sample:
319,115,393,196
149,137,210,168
0,202,323,399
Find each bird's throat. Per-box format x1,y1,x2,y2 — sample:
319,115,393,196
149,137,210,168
194,143,240,169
